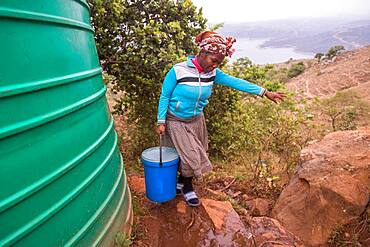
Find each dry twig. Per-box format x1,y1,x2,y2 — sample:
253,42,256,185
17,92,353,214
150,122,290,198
186,210,196,232
220,177,237,192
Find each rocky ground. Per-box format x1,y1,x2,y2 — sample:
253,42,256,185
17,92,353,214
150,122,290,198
127,175,303,247
123,128,370,247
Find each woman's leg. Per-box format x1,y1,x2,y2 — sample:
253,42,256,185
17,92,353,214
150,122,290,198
166,119,209,206
177,173,184,194
181,176,200,206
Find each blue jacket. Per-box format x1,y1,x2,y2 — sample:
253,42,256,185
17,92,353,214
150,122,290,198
157,56,266,124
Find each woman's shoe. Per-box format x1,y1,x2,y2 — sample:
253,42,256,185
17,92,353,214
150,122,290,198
183,191,200,207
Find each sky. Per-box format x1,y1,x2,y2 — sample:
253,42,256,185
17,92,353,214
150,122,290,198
191,0,370,23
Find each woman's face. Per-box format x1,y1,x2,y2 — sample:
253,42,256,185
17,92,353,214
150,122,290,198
198,51,225,73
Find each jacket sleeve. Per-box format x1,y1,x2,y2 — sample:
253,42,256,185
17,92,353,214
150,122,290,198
214,68,266,96
157,67,177,124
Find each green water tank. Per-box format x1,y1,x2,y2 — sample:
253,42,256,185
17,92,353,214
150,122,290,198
0,1,132,246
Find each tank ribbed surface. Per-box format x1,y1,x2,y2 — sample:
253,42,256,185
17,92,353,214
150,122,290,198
0,0,132,246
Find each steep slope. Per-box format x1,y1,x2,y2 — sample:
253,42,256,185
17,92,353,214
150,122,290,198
286,46,370,101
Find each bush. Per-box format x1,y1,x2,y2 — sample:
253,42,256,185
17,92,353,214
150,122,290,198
315,52,324,61
206,92,311,176
316,90,370,131
287,62,305,78
205,57,316,180
326,45,345,59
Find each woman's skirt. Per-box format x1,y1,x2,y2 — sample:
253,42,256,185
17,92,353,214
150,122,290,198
164,113,212,179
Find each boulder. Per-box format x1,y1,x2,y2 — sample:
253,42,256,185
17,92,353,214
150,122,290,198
201,199,303,246
250,217,304,246
273,129,370,246
201,199,254,246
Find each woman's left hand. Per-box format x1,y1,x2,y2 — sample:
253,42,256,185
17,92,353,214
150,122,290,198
265,91,286,103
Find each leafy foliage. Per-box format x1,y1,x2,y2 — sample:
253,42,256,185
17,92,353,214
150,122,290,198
314,45,345,62
287,62,305,78
115,231,132,247
90,0,207,156
205,57,313,180
315,90,370,131
314,52,324,61
326,45,345,59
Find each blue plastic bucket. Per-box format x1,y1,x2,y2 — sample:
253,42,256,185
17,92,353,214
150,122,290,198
141,147,179,203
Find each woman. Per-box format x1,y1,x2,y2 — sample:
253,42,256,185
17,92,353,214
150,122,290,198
156,31,284,207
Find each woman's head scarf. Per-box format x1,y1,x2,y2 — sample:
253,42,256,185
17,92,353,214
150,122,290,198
195,31,236,57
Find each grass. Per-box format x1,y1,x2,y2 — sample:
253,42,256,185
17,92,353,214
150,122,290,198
115,231,132,247
328,203,369,247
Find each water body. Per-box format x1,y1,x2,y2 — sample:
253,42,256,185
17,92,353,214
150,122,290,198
231,38,314,64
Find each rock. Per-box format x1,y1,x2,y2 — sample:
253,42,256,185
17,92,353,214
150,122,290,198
127,175,146,194
245,198,270,216
229,191,242,198
138,197,304,247
201,199,303,246
205,188,227,198
250,217,304,246
202,199,241,230
176,201,187,214
273,129,370,246
202,199,253,246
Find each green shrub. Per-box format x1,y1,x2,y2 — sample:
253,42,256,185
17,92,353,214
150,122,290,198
206,92,310,175
315,52,324,61
90,0,207,158
287,62,305,78
326,45,345,59
316,90,370,131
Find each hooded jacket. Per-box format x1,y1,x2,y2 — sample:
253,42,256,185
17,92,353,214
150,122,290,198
157,56,266,124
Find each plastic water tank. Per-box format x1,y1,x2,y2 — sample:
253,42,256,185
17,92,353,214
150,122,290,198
0,1,132,246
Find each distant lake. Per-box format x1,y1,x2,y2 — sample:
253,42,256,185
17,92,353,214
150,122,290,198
231,38,314,64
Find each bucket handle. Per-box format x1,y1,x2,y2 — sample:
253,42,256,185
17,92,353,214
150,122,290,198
159,134,163,167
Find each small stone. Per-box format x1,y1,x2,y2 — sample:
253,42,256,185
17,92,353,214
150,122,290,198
176,201,187,214
242,194,250,200
238,208,249,216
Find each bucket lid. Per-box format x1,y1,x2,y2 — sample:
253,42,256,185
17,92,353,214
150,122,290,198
141,147,179,163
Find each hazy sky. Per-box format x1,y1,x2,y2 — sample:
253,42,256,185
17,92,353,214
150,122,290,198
191,0,370,23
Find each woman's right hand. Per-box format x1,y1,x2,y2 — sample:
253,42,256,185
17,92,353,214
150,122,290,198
156,124,166,135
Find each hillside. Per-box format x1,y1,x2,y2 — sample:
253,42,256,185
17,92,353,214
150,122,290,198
286,45,370,101
219,18,370,54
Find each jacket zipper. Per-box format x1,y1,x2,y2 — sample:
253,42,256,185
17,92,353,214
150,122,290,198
175,101,181,112
194,73,201,116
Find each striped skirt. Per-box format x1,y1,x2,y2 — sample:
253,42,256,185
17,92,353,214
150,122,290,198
164,113,212,179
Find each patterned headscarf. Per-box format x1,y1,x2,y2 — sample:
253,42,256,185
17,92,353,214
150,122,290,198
195,31,236,57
